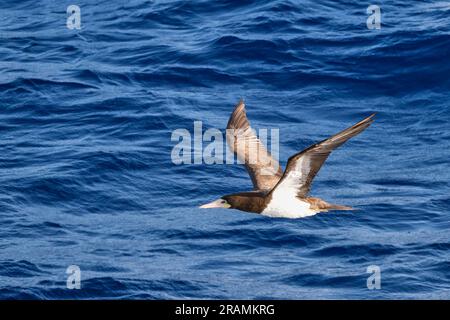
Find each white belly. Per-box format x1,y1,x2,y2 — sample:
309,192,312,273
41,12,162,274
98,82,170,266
261,194,318,219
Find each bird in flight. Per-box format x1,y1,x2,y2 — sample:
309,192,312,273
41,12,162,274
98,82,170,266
200,100,375,218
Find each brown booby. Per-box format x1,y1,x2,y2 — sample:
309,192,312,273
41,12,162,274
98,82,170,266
200,100,375,218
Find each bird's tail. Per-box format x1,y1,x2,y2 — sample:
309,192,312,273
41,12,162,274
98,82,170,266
305,197,355,211
327,203,354,211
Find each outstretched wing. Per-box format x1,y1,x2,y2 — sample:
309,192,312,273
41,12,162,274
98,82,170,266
226,99,283,191
269,114,375,198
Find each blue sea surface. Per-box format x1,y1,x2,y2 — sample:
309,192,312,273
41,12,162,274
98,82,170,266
0,0,449,299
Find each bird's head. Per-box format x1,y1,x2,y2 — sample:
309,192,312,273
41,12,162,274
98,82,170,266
199,196,232,209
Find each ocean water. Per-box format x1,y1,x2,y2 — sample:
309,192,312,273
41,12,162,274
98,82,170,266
0,0,449,299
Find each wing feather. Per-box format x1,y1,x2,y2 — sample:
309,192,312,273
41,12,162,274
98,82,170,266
269,114,375,198
226,100,283,191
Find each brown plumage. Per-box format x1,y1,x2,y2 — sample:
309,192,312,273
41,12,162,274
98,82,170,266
222,191,270,213
226,99,282,191
200,100,375,218
303,197,353,211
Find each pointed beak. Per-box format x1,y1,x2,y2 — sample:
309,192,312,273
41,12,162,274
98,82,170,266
199,199,226,209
